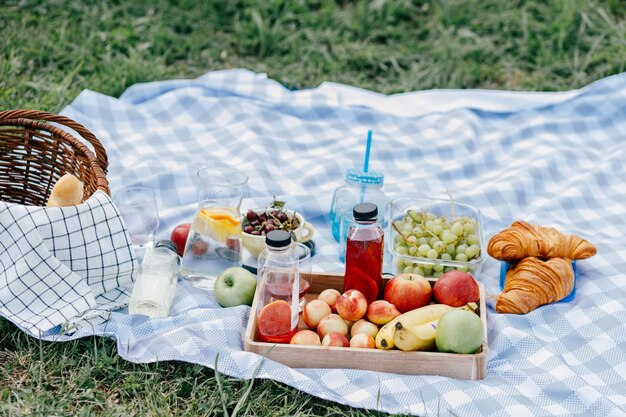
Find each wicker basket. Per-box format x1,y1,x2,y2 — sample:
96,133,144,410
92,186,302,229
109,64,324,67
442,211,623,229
0,109,110,206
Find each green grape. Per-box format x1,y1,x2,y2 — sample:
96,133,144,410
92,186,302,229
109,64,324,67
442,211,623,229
433,271,443,278
428,237,438,246
465,244,480,259
425,220,435,231
402,223,413,233
427,249,438,259
466,234,479,245
418,244,431,256
455,253,469,262
456,244,467,254
412,226,426,237
457,266,470,272
432,225,443,235
442,230,456,243
414,266,425,276
407,235,417,243
422,264,434,272
403,265,414,274
417,237,429,246
433,218,443,226
450,222,464,236
408,210,422,222
464,223,475,234
433,264,444,272
394,235,404,244
396,259,405,268
444,266,455,273
433,241,446,253
425,212,437,221
446,244,456,255
396,246,409,255
440,253,452,261
408,246,417,256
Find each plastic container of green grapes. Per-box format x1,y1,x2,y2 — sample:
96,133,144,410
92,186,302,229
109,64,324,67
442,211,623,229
388,196,485,279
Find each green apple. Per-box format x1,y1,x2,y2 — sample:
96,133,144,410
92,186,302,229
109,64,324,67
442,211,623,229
214,267,257,307
435,309,483,354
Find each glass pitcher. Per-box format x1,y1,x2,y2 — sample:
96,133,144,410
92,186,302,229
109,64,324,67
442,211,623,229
180,166,248,290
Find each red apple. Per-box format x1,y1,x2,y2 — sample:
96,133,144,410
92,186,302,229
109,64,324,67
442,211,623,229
170,223,191,256
335,289,368,322
303,299,332,329
190,239,208,256
366,300,401,325
383,273,432,313
433,271,479,307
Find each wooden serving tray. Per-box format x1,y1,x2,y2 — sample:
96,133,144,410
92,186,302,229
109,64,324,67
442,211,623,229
244,272,488,380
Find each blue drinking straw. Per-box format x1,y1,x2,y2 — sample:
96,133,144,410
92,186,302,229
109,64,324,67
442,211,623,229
363,129,373,173
360,130,373,204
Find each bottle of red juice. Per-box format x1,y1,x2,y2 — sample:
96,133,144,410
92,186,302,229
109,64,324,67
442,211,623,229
344,203,384,303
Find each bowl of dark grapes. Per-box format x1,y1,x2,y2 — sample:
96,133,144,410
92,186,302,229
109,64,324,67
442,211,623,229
242,200,315,259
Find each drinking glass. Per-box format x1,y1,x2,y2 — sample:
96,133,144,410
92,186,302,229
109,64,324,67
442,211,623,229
180,167,248,290
114,186,159,253
293,241,312,311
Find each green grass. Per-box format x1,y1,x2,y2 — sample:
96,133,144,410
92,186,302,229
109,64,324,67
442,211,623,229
1,0,625,415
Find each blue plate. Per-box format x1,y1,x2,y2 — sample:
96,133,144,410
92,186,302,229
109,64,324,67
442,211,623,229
499,260,577,302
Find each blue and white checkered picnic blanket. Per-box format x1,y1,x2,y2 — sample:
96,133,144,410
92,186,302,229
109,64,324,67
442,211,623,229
19,69,626,415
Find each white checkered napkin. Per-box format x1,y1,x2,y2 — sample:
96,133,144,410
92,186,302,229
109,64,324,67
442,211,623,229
0,191,137,334
0,204,96,333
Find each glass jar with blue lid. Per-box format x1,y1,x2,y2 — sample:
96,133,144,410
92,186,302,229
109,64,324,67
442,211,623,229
330,168,388,261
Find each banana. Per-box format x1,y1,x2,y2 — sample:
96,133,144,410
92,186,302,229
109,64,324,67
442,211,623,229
394,319,438,352
375,304,453,350
393,302,481,352
375,316,403,350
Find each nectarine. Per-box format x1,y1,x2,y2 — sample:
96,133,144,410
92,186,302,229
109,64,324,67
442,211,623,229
336,289,368,322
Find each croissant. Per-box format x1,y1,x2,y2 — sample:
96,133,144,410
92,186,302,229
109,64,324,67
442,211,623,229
487,221,596,262
496,257,574,314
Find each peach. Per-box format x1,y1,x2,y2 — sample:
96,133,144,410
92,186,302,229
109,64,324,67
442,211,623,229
290,330,321,346
303,299,332,329
366,300,401,325
350,319,379,339
349,333,376,349
336,289,368,322
433,271,479,307
383,273,432,313
321,332,350,347
317,313,349,338
318,288,341,312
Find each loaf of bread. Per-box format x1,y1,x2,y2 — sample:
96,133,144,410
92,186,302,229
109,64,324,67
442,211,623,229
46,174,84,207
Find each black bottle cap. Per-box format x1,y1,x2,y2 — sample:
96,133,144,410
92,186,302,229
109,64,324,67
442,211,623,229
155,240,179,255
353,203,378,221
265,230,292,248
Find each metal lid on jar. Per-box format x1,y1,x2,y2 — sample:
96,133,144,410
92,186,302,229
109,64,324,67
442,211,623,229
353,203,378,221
155,240,178,253
345,168,384,186
265,230,292,248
